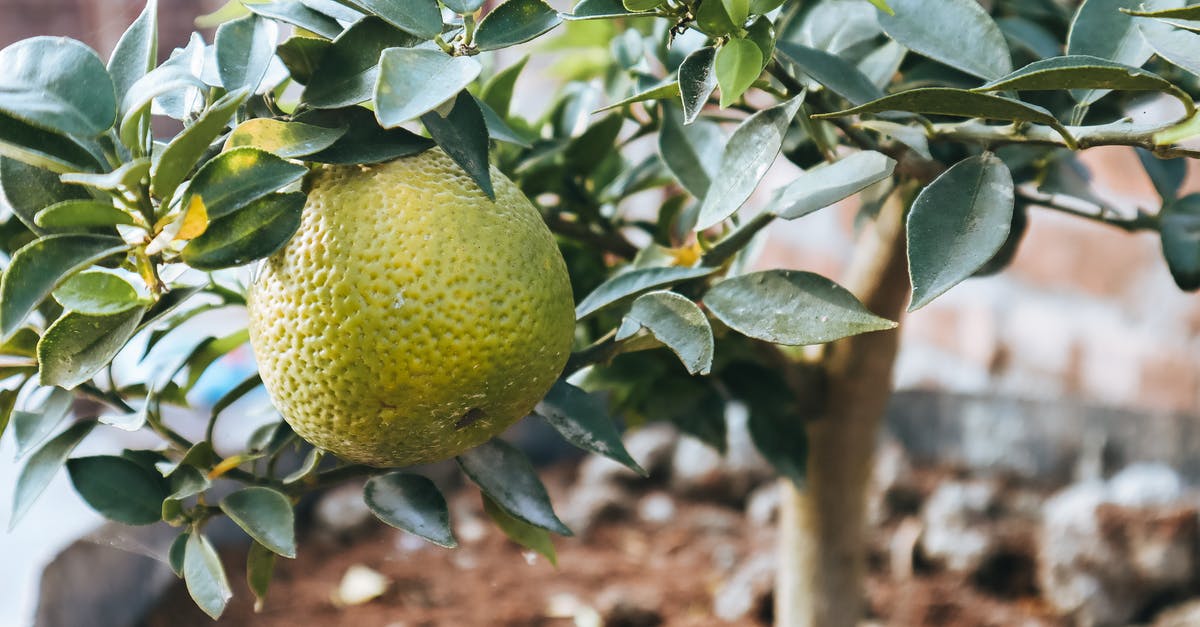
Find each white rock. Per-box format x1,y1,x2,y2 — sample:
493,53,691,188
746,483,782,527
331,564,389,607
637,491,676,524
713,552,775,622
1108,463,1183,508
919,480,1000,574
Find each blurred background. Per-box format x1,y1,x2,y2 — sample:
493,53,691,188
3,1,1200,626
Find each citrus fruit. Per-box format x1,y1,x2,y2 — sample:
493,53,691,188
246,148,575,467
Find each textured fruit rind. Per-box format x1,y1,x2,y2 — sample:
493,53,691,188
247,148,575,467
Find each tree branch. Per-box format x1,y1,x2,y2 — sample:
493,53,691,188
928,119,1200,159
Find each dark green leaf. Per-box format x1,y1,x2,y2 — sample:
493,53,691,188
445,0,485,12
475,0,562,50
617,290,713,376
9,420,94,530
246,542,276,611
715,39,762,108
624,0,661,11
908,153,1015,310
976,55,1193,113
151,89,250,203
0,113,102,173
168,531,189,577
364,472,457,547
695,0,738,36
704,270,897,345
536,379,645,474
1161,194,1200,290
0,37,117,137
564,114,624,173
345,0,443,39
183,329,250,391
770,150,896,220
184,532,232,620
878,0,1011,80
476,98,532,147
1069,0,1173,104
374,48,482,127
1137,16,1200,79
748,408,808,486
185,148,307,220
302,0,366,21
480,56,529,119
775,41,884,107
857,120,932,160
134,285,206,336
0,388,17,441
0,157,90,231
302,17,422,109
225,118,347,158
107,0,158,97
12,388,73,457
167,465,211,500
67,455,168,525
276,36,330,85
576,266,716,320
248,0,343,39
0,234,129,340
220,487,297,558
565,0,639,20
300,106,434,164
0,327,39,358
421,91,493,199
696,95,804,230
998,16,1062,60
1137,148,1186,201
182,192,305,270
210,373,263,421
53,271,141,315
38,306,146,389
457,439,571,535
216,15,277,94
482,494,556,565
679,47,717,124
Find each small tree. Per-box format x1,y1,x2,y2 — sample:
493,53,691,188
2,0,1198,624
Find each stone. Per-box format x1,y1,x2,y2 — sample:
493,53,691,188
1153,599,1200,627
1107,463,1183,508
712,551,775,622
559,482,632,537
919,479,1001,574
746,482,782,527
313,480,374,541
868,438,919,525
637,491,676,524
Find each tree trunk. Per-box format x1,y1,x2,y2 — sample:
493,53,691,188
774,187,913,627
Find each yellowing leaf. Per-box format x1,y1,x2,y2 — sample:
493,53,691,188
177,195,209,241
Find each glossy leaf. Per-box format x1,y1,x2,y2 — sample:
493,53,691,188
537,379,645,474
220,487,297,558
0,157,90,231
715,39,762,108
181,192,305,270
364,472,457,547
476,98,532,147
775,41,884,106
0,234,129,340
566,0,639,20
375,48,482,127
1161,194,1200,290
216,14,277,94
301,0,366,21
977,55,1193,113
38,306,147,389
0,327,39,359
275,36,329,85
302,18,422,109
300,106,434,164
444,0,485,12
1137,17,1200,81
617,291,713,375
878,0,1011,80
1068,0,1183,103
483,494,556,565
421,91,493,199
576,266,715,320
67,455,168,525
168,532,189,577
475,0,562,50
247,0,343,39
0,113,102,173
9,420,94,530
695,0,738,36
12,388,73,458
151,88,250,204
771,150,896,220
704,270,897,345
184,532,232,620
53,271,141,315
224,118,346,158
679,47,717,124
184,148,307,220
907,153,1015,310
344,0,443,39
107,0,159,98
0,37,117,137
695,95,804,230
457,439,571,535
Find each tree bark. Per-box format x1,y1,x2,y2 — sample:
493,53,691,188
775,186,913,627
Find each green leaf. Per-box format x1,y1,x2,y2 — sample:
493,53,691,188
1137,16,1200,80
480,56,529,119
108,0,159,98
770,150,896,220
878,0,1011,81
596,82,680,113
536,380,645,474
0,388,18,442
38,306,147,389
0,234,129,340
715,39,762,108
220,487,297,558
225,119,347,158
695,0,739,36
9,420,94,530
374,48,482,127
299,106,434,164
1070,0,1184,104
364,472,457,547
907,153,1015,310
1137,148,1186,202
748,406,808,486
857,120,931,160
181,329,250,391
679,47,717,124
998,16,1062,60
168,532,189,577
182,192,305,270
813,88,1075,147
576,266,716,320
482,494,557,565
167,465,211,500
60,161,150,196
623,0,661,11
276,36,330,85
150,88,250,203
185,147,308,220
976,55,1193,114
565,0,639,20
445,0,485,13
302,17,422,109
704,270,897,345
0,114,102,173
0,327,39,359
216,15,277,94
302,0,366,22
210,373,263,421
616,291,714,376
117,54,208,150
867,0,894,14
564,114,624,173
745,16,774,71
421,91,493,199
1160,194,1200,290
0,157,90,232
246,542,277,611
775,41,884,107
53,271,141,315
475,0,562,50
67,455,168,525
345,0,443,39
476,98,533,147
248,0,343,39
184,532,232,620
695,95,804,230
12,388,73,458
457,439,571,535
0,37,117,136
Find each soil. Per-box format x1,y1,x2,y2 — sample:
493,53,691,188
142,465,1063,627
